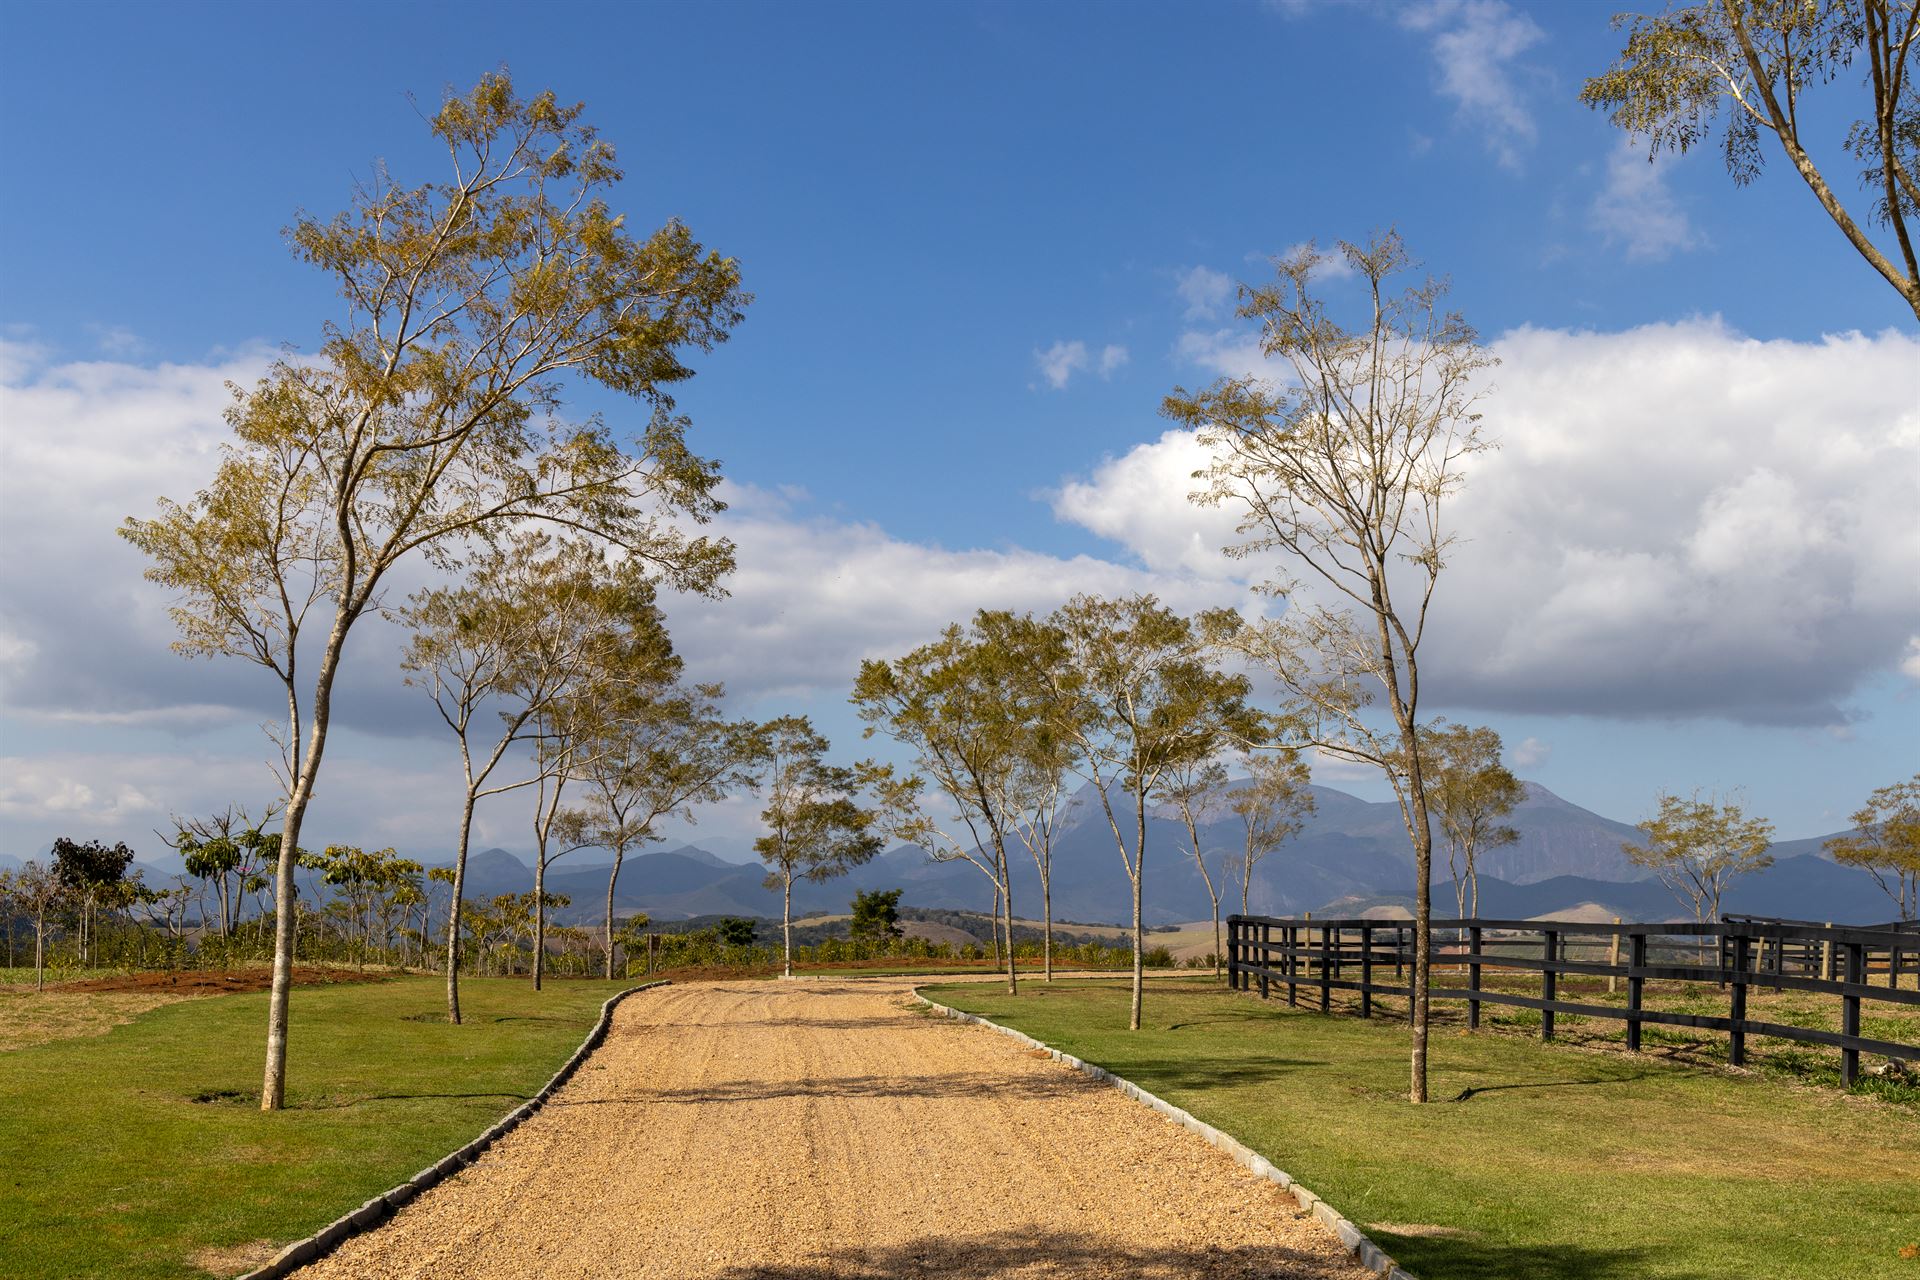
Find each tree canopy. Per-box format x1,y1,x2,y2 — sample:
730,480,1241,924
1582,0,1920,320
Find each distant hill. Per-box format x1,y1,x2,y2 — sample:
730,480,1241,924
1320,855,1894,925
10,786,1899,928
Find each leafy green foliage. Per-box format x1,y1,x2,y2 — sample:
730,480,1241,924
849,888,904,940
117,71,749,1105
1416,722,1524,919
1580,0,1920,320
1624,790,1776,923
1825,773,1920,919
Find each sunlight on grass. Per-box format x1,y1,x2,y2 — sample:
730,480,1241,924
0,976,630,1280
928,978,1920,1280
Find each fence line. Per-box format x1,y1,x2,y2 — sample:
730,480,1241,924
1225,914,1920,1086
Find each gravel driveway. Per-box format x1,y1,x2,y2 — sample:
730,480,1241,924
297,979,1368,1279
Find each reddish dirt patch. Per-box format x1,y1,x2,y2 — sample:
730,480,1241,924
53,967,390,996
644,957,1007,982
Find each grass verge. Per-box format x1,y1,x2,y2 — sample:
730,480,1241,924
0,974,631,1279
925,978,1920,1280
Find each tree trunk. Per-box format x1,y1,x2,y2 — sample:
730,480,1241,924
1184,813,1222,980
262,623,346,1112
34,908,45,992
603,847,625,981
533,854,547,991
1041,865,1053,983
1400,719,1434,1106
1210,891,1222,981
782,874,793,979
1131,797,1146,1032
999,842,1017,996
990,880,1002,966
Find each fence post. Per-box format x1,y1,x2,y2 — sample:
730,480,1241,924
1360,923,1374,1019
1842,942,1865,1086
1772,929,1785,993
1286,924,1298,1006
1396,926,1405,980
1541,929,1558,1041
1259,922,1272,999
1319,926,1332,1013
1627,932,1646,1052
1823,924,1836,981
1729,933,1750,1067
1608,919,1621,995
1468,924,1483,1030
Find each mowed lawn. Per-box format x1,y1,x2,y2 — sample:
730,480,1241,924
926,979,1920,1280
0,975,631,1279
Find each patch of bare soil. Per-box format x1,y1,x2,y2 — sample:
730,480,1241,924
298,979,1371,1280
0,989,200,1052
191,1240,280,1276
1,968,390,1052
54,966,390,996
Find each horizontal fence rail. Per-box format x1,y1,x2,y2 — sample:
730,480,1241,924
1226,914,1920,1086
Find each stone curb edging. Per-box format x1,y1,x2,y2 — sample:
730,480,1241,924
236,980,671,1280
913,989,1417,1280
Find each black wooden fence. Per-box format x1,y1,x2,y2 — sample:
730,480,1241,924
1225,913,1920,1086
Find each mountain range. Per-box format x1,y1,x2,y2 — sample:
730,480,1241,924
3,780,1900,927
408,780,1897,927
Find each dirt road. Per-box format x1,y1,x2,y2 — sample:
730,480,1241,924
299,979,1368,1279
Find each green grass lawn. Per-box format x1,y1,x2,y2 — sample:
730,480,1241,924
0,975,631,1279
925,978,1920,1280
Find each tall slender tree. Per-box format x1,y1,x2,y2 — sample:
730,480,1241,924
1153,758,1235,979
121,74,745,1109
1625,790,1776,924
748,717,884,979
1416,722,1524,920
1825,773,1920,919
522,562,676,991
400,535,631,1017
853,617,1036,994
1227,750,1316,916
1004,724,1076,983
561,681,751,978
1170,233,1495,1102
166,804,279,940
1038,597,1254,1030
13,863,65,991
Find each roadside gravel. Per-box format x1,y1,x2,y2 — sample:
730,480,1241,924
297,978,1368,1279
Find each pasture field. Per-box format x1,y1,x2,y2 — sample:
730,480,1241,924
0,974,628,1279
927,978,1920,1280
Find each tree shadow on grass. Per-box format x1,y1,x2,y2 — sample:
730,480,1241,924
1447,1072,1653,1102
1096,1056,1329,1091
703,1226,1672,1280
288,1090,532,1110
1378,1231,1687,1280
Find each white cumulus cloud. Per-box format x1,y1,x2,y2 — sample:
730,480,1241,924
1062,318,1920,726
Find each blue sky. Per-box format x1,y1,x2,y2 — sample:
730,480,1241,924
1,0,1915,861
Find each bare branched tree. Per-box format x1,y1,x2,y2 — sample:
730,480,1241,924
1169,232,1495,1102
